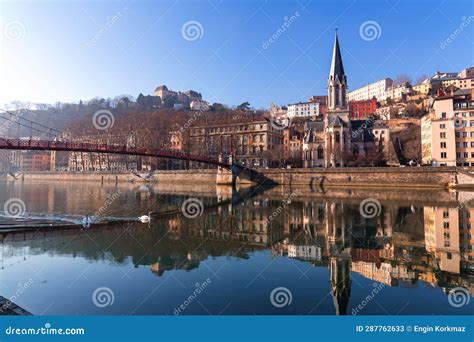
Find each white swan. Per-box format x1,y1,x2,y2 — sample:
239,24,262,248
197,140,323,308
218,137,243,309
82,215,92,228
138,212,152,223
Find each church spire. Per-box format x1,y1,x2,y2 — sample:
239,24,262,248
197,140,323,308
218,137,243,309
327,30,348,112
329,29,345,81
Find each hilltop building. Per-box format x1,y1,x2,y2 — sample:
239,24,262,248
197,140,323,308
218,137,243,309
153,85,202,107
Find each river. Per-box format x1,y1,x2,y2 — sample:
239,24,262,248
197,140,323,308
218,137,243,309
0,179,473,315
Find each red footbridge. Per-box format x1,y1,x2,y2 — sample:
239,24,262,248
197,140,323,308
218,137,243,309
0,138,230,168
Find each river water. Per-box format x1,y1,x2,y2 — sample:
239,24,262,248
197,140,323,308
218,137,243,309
0,180,473,315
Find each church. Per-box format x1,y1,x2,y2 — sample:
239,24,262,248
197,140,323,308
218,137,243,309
303,31,376,168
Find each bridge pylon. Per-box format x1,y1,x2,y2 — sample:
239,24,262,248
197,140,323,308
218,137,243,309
216,154,235,186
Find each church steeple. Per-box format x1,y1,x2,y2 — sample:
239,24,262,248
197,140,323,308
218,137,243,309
329,29,345,81
328,30,348,111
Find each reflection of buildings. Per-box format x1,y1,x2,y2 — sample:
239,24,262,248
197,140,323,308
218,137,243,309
274,198,473,314
4,185,473,314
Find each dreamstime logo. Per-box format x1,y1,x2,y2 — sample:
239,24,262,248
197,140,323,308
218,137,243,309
181,21,204,41
4,21,26,41
447,287,470,308
359,21,382,41
4,198,26,218
262,12,300,49
352,282,385,315
269,114,292,131
352,116,374,138
173,278,212,315
85,11,123,48
270,287,292,308
92,110,115,131
267,190,299,223
181,198,204,218
359,198,381,219
454,118,467,130
440,16,474,50
94,190,123,217
92,287,115,308
2,278,34,311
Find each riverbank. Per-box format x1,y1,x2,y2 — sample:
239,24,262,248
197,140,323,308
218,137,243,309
3,166,474,189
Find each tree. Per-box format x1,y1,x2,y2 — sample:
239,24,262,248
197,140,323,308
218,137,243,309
415,74,429,85
393,74,412,86
237,101,250,111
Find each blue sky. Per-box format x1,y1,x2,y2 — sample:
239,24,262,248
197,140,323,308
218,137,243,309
1,0,473,109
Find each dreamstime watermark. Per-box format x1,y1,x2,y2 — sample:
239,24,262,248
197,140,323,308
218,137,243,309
359,198,381,219
173,278,212,315
92,110,115,131
181,198,204,218
269,114,292,131
447,287,470,308
2,278,34,311
270,287,292,308
179,105,209,133
5,323,85,336
4,21,26,41
351,282,385,315
94,190,123,216
351,116,374,138
3,198,26,218
440,16,474,50
359,20,382,41
181,21,204,41
0,111,23,136
453,117,467,130
262,12,300,49
92,287,115,308
267,190,299,223
85,11,123,48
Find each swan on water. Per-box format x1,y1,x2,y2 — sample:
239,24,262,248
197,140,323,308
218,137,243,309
82,215,92,228
139,212,152,223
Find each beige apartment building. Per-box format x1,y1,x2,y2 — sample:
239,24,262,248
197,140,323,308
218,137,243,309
422,89,474,166
183,118,284,168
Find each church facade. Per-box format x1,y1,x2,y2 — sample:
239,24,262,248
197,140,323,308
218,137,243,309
303,32,376,168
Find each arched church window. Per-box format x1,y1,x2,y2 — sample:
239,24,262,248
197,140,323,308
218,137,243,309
335,86,339,106
317,145,324,159
328,86,332,107
335,132,340,143
341,85,346,107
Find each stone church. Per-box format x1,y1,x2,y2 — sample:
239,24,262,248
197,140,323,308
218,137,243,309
303,31,375,168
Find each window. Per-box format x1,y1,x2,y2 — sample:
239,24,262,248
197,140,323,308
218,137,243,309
441,152,447,158
317,146,324,159
440,124,446,129
441,142,447,148
441,112,447,118
464,142,469,148
440,132,446,138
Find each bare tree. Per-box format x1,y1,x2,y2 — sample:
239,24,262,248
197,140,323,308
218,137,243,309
415,74,430,85
393,74,412,86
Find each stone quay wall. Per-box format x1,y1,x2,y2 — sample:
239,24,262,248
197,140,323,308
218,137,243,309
2,167,463,189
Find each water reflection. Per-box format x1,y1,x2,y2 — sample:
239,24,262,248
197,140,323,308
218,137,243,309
0,180,473,315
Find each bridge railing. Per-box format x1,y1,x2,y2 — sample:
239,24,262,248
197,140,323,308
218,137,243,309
0,138,231,167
